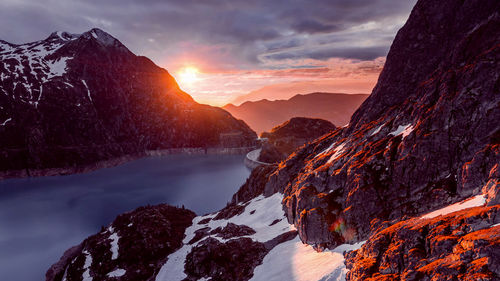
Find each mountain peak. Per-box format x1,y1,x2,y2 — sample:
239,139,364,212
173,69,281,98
46,31,79,42
44,28,126,50
80,28,120,46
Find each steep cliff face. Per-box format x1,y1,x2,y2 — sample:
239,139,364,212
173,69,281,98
262,0,500,249
0,29,256,177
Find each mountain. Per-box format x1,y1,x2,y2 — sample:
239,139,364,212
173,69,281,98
0,29,257,178
258,117,336,163
48,0,500,280
229,80,374,106
266,0,500,248
223,92,368,134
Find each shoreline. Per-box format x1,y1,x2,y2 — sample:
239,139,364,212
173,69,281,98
0,146,256,181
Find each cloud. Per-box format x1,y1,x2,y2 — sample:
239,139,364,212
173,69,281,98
291,20,342,34
0,0,416,68
0,0,417,105
262,46,389,61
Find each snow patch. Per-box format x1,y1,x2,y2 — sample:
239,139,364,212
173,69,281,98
108,226,120,260
156,193,294,281
490,223,500,228
327,143,346,164
389,123,414,139
250,237,365,281
88,29,118,46
82,250,93,281
370,124,384,136
316,142,336,158
46,57,70,79
421,194,486,219
107,268,126,278
82,80,92,102
0,118,12,126
0,38,72,105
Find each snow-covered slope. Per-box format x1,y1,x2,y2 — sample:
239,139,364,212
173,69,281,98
48,191,368,281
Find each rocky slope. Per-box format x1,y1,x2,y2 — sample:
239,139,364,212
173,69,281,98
0,29,257,178
262,0,500,250
259,117,336,163
223,93,367,134
46,205,196,281
48,0,499,280
346,202,500,280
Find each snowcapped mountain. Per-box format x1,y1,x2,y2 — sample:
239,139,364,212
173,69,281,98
48,0,499,280
0,28,257,178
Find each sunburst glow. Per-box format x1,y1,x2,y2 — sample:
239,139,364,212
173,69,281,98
177,66,199,86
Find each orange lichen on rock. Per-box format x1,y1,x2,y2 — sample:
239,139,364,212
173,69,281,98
345,205,500,281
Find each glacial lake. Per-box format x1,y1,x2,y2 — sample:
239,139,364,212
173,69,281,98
0,154,250,281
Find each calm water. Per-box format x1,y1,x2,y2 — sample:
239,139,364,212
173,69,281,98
0,154,250,281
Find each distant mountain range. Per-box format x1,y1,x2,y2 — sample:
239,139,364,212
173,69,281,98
229,81,374,106
0,28,256,178
223,92,368,134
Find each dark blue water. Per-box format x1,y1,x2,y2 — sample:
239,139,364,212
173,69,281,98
0,154,250,281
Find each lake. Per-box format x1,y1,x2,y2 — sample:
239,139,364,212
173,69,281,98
0,154,250,281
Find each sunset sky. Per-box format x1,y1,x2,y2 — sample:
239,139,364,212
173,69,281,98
0,0,417,106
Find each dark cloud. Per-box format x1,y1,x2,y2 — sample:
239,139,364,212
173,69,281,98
263,45,389,61
291,20,342,34
0,0,417,68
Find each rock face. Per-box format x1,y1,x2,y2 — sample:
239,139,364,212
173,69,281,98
346,205,500,280
46,205,196,281
262,0,500,250
0,29,257,178
259,117,336,163
223,92,367,134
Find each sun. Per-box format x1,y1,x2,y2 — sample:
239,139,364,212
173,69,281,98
177,66,199,86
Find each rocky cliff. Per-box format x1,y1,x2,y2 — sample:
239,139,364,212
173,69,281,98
47,0,499,280
263,0,500,250
259,117,336,163
0,29,257,178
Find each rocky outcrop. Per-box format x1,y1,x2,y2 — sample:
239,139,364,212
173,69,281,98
345,205,500,280
47,191,301,281
46,204,196,281
0,29,257,178
223,92,367,134
261,0,500,249
259,117,336,163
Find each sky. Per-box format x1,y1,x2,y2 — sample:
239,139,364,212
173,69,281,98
0,0,417,106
